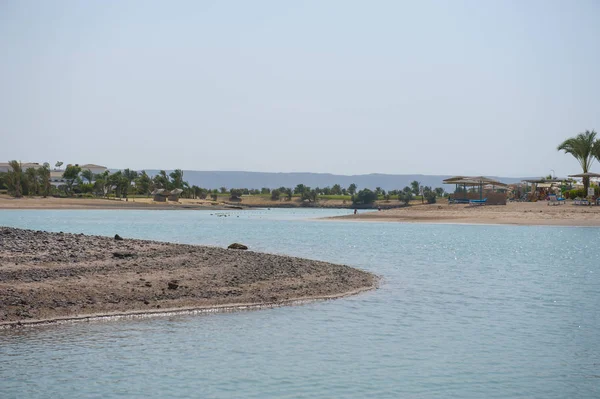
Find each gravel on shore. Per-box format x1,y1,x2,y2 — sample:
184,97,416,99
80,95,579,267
0,227,377,327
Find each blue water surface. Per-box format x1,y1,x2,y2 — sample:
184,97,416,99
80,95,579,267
0,209,599,398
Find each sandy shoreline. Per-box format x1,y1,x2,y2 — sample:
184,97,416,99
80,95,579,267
0,195,237,210
328,201,600,226
0,228,377,327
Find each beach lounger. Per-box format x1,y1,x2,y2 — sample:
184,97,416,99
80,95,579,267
449,198,470,204
548,195,561,205
469,198,487,206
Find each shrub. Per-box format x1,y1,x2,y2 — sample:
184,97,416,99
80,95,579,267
398,189,413,205
301,189,318,203
423,189,437,204
229,189,243,201
210,193,218,201
271,189,281,201
566,188,586,199
352,189,378,205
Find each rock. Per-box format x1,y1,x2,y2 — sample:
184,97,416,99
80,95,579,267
112,251,136,259
228,243,248,250
167,280,179,290
114,234,123,241
144,281,152,287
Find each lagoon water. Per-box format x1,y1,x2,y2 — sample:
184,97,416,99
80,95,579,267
1,209,599,398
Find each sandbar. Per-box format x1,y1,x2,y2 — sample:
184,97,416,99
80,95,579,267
0,227,377,327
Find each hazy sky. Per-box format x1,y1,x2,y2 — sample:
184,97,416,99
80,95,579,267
1,0,599,177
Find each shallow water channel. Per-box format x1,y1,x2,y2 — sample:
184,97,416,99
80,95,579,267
1,208,599,398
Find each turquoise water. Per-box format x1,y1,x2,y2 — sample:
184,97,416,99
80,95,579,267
1,209,599,398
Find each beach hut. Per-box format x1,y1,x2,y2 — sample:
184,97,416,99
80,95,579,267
443,176,508,205
152,189,167,202
168,189,183,202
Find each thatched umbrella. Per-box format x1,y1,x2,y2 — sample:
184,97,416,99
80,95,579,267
443,176,507,200
569,173,600,196
568,172,600,178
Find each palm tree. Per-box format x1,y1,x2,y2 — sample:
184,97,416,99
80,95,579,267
7,160,23,197
136,171,151,196
25,167,38,196
81,169,94,184
123,169,138,198
169,169,184,189
37,164,51,197
557,130,598,192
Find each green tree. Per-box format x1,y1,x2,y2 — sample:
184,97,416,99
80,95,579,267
153,170,170,190
410,180,421,196
135,171,152,196
331,184,342,195
169,169,184,190
301,189,318,203
81,169,95,185
197,189,208,199
195,188,207,199
352,189,378,205
123,169,138,198
347,183,357,195
94,170,111,197
434,187,445,197
271,189,281,200
0,172,7,190
398,186,413,205
557,130,599,192
261,187,271,195
6,160,23,197
62,164,82,196
229,188,243,201
108,171,129,198
25,167,39,196
294,184,307,195
422,186,436,204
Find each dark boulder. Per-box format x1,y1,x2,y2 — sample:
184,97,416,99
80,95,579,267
112,251,136,259
167,280,179,290
114,234,124,241
228,243,248,250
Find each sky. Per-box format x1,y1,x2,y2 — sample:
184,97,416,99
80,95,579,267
1,0,599,177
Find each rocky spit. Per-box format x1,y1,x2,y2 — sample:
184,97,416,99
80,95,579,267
0,227,377,326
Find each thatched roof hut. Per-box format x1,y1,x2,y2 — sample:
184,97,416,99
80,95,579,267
152,189,167,202
168,189,183,202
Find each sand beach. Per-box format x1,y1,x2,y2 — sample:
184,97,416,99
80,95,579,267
0,195,234,210
331,201,600,226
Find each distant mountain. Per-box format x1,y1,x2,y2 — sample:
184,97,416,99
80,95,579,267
143,170,530,191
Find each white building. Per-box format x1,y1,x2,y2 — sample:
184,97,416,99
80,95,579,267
49,170,67,188
81,164,108,175
0,162,44,173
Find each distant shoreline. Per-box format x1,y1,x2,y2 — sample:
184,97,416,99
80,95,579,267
0,196,235,211
0,195,399,211
326,201,600,227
